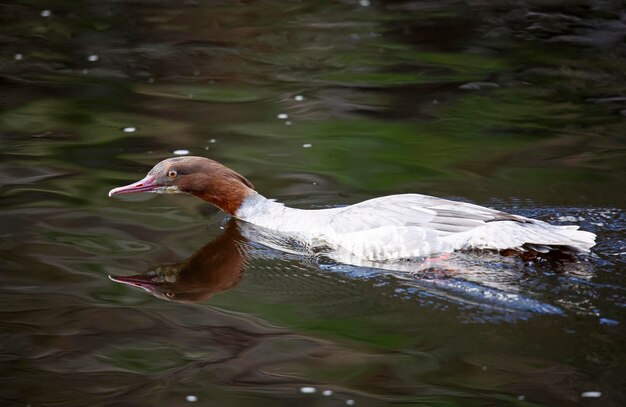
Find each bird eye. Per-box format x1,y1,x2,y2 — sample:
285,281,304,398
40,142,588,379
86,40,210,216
167,170,177,179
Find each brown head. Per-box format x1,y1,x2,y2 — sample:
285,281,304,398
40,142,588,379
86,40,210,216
108,156,255,215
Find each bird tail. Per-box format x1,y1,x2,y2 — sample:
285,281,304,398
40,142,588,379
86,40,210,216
553,225,596,252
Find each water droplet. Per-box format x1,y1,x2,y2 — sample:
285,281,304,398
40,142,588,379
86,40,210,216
517,395,525,401
285,121,292,126
294,95,304,101
346,400,355,405
358,0,370,6
14,53,23,60
581,391,601,398
87,54,99,62
186,395,198,402
299,387,316,394
173,149,190,155
209,138,217,143
122,127,137,133
277,113,289,119
41,9,51,17
302,143,312,148
322,390,333,396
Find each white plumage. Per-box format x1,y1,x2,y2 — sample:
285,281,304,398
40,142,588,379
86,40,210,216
236,193,595,261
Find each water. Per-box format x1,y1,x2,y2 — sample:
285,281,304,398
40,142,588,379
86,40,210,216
1,0,625,405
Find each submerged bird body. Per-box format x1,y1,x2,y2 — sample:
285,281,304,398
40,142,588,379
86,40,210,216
109,157,595,261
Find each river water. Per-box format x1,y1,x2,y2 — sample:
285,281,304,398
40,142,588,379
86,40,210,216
1,1,625,406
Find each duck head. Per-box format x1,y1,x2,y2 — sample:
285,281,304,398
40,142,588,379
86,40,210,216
108,156,255,215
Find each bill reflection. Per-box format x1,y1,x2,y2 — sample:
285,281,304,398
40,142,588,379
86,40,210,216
110,221,247,303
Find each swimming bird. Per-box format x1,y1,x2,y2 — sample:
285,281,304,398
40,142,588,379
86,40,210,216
109,156,596,261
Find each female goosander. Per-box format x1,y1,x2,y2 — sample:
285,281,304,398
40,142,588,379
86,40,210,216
109,156,596,261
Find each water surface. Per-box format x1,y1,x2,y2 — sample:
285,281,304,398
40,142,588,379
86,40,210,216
1,1,625,406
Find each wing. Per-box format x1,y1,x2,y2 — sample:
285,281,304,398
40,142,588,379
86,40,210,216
326,194,529,235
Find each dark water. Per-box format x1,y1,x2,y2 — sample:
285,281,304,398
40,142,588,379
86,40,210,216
1,1,625,405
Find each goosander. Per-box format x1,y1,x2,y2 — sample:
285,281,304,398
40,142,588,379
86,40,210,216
109,156,596,261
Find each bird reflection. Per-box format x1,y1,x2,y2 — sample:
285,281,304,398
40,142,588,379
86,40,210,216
110,220,247,303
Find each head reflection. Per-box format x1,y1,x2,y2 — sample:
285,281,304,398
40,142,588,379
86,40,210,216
110,220,247,303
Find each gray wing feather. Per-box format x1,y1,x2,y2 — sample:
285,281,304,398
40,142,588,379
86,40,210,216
327,194,529,235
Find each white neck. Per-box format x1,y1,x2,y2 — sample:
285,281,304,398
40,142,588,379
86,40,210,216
234,193,338,237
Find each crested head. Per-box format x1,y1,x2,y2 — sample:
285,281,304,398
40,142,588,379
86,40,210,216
109,156,256,215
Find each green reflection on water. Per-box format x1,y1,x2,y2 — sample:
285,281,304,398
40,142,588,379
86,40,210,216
135,84,271,103
1,0,625,406
98,343,191,374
